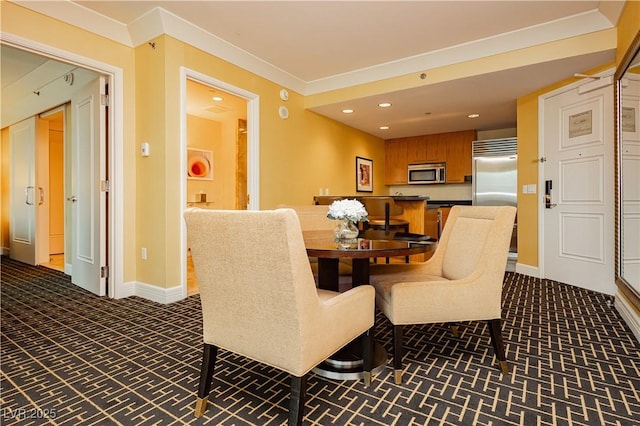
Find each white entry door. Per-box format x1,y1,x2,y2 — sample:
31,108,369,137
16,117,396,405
9,116,49,265
69,77,107,296
542,80,615,295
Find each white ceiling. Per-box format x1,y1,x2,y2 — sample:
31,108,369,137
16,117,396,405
4,1,625,138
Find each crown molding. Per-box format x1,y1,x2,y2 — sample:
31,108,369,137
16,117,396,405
13,0,132,46
305,9,615,94
12,2,617,97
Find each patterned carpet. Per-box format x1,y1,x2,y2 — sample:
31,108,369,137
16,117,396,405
1,256,639,425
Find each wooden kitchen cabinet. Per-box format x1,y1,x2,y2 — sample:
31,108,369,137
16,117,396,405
426,134,447,163
384,139,408,184
444,130,476,183
406,136,428,164
385,129,476,185
407,134,446,164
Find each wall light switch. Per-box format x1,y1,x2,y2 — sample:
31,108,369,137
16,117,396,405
141,142,150,157
527,184,537,194
141,247,147,260
522,185,528,194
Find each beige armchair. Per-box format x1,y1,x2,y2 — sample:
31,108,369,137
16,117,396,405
184,208,375,425
369,205,517,384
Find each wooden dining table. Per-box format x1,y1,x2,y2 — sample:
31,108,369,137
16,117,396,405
303,230,435,380
303,230,435,291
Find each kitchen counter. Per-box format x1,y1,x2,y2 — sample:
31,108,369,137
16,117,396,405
393,195,430,201
426,199,472,208
313,195,430,205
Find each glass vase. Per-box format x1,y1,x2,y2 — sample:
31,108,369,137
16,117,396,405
334,219,359,247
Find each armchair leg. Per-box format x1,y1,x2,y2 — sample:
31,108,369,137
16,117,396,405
362,326,375,386
289,375,308,426
392,325,404,384
488,319,509,374
449,324,459,337
194,343,218,417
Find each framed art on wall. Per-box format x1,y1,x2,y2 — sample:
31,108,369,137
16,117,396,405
356,156,373,192
187,148,213,180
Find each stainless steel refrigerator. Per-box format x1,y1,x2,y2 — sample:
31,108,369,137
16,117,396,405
472,137,518,255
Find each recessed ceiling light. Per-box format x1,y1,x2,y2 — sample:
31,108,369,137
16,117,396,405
379,125,389,130
342,108,354,114
212,96,224,102
468,113,480,118
378,102,392,108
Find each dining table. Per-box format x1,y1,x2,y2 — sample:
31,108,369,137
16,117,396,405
304,230,434,292
303,229,436,380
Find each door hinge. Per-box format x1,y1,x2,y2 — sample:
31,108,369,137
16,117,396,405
101,266,109,278
101,94,109,106
101,180,110,192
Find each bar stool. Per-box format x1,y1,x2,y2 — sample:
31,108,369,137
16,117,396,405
362,197,410,263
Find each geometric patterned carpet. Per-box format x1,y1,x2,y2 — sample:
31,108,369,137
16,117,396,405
1,256,639,425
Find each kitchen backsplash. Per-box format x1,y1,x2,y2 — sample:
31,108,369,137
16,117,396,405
389,183,472,201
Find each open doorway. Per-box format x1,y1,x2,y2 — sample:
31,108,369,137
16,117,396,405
2,39,123,298
40,107,65,272
184,79,248,296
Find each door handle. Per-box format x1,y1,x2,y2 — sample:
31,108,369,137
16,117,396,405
38,187,44,205
25,186,34,205
545,180,554,209
67,195,78,202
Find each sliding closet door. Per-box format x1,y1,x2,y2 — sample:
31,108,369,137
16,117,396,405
9,116,49,265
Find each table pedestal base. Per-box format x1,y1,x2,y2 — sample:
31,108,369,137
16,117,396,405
312,340,387,381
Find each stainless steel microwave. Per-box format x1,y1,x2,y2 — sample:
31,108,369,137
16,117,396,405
408,163,446,184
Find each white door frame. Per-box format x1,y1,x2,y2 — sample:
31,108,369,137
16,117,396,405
538,69,614,282
2,33,125,298
180,67,260,298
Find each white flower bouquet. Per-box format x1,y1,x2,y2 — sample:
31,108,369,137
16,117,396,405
327,199,369,222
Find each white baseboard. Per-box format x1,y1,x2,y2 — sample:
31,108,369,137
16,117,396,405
1,247,9,256
134,281,185,304
615,291,640,343
515,263,540,278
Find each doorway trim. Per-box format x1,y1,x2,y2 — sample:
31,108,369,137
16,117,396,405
2,32,125,298
180,67,260,298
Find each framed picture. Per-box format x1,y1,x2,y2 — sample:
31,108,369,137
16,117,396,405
356,156,373,192
187,148,213,180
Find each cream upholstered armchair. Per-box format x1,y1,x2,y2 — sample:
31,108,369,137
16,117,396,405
369,205,516,384
184,208,375,426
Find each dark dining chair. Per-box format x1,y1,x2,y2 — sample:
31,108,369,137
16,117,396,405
362,197,410,263
184,208,375,425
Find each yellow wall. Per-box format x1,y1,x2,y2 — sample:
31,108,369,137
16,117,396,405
48,124,64,254
133,35,384,287
617,0,640,63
